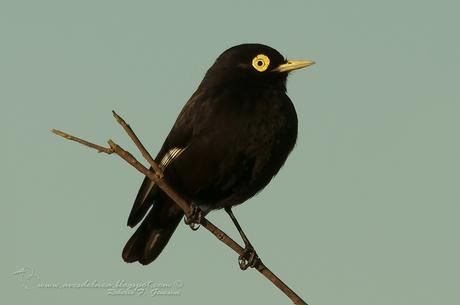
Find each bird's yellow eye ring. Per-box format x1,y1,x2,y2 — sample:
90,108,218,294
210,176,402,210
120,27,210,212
252,54,270,72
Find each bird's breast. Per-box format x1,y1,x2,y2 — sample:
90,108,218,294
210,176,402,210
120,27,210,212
171,87,298,209
214,89,298,182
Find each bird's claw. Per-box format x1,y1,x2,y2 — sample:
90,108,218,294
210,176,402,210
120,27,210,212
238,246,259,270
184,204,202,231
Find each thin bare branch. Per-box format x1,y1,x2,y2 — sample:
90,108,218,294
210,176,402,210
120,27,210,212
111,111,163,178
51,129,113,154
51,113,308,305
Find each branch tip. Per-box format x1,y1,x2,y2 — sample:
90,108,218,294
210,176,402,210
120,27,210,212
51,128,64,137
52,128,113,154
112,110,122,123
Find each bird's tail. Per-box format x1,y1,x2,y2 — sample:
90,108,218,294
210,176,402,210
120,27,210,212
122,196,183,265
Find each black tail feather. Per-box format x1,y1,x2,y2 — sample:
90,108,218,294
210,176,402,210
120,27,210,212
122,196,183,265
127,175,159,228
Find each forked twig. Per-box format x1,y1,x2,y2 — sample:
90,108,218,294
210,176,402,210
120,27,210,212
51,111,308,305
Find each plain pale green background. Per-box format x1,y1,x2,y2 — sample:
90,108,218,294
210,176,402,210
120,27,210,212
2,0,459,304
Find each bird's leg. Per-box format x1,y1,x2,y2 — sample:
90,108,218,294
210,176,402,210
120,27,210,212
184,203,202,231
225,207,259,270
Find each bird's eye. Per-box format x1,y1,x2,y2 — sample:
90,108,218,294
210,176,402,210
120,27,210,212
252,54,270,72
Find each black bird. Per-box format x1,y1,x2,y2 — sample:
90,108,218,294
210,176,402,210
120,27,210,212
122,43,314,268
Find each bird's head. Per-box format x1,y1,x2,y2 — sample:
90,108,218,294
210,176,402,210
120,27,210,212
201,43,314,91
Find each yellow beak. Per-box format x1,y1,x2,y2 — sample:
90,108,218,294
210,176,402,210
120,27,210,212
273,60,315,73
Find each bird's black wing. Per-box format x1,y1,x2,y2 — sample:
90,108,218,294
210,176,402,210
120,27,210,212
127,90,208,227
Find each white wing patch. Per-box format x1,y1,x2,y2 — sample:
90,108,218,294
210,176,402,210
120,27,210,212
159,147,187,170
137,147,187,206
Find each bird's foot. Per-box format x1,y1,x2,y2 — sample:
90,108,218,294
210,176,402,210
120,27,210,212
184,203,202,231
238,246,259,270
